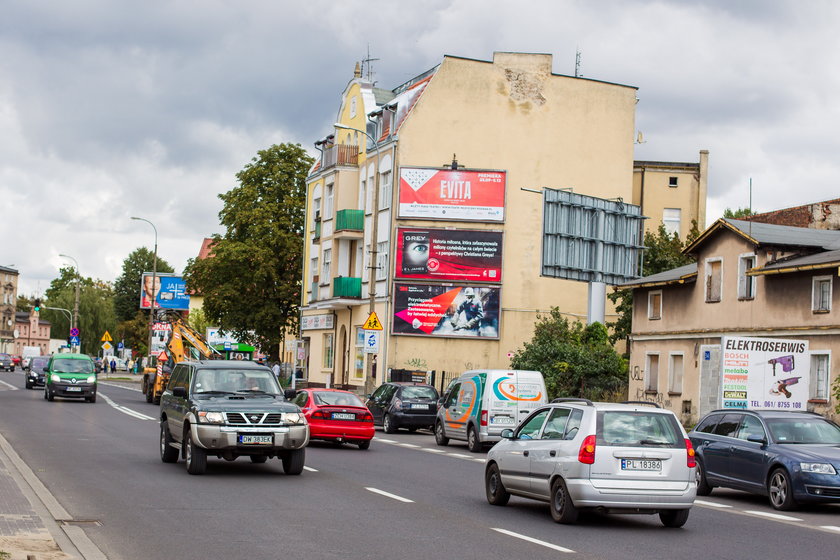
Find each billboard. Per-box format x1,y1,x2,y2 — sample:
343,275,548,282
392,284,500,339
721,336,810,411
139,274,190,310
395,228,503,282
398,167,505,222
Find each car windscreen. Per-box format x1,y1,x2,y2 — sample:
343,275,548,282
193,368,281,394
765,417,840,444
313,392,365,407
31,358,49,369
400,386,438,400
51,358,94,374
597,411,683,447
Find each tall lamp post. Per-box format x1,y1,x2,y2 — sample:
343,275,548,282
334,123,381,394
131,217,158,364
58,254,81,353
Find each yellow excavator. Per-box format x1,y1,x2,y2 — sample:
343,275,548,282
142,310,220,404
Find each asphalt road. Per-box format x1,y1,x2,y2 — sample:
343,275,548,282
1,370,838,559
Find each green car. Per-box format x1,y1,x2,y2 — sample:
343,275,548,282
44,353,98,403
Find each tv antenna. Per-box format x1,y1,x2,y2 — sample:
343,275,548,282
361,44,380,84
575,47,582,78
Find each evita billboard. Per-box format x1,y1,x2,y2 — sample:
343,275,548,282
139,273,190,310
395,227,503,282
398,167,506,222
392,284,500,339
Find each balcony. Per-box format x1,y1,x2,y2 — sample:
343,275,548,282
320,144,359,171
332,276,362,299
334,209,364,240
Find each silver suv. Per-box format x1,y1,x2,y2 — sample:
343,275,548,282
485,399,697,527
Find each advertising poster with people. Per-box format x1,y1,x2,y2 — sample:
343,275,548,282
398,167,506,222
392,284,500,339
139,273,190,310
720,336,810,411
395,227,503,282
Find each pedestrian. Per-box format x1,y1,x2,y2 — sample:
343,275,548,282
103,358,109,373
272,361,281,382
127,358,134,375
110,358,117,373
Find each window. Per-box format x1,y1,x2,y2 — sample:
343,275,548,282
737,415,766,441
705,258,722,302
376,241,389,281
668,176,678,188
713,414,741,438
738,254,757,300
668,353,684,394
324,183,334,220
541,408,571,439
648,291,662,320
378,171,392,210
321,249,331,283
645,354,660,392
662,208,681,236
323,333,334,369
516,409,551,439
810,353,830,400
358,178,366,211
313,197,322,224
812,275,832,312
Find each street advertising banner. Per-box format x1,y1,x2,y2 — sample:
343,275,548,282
139,274,190,310
395,227,503,282
392,283,500,339
721,336,810,411
398,167,506,222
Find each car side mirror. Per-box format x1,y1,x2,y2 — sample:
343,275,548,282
284,389,297,400
500,429,514,439
746,434,767,444
43,367,49,373
173,387,187,398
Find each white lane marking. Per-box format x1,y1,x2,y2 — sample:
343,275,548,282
100,393,155,421
374,438,397,443
398,443,420,448
820,526,840,533
0,379,19,390
365,487,414,503
448,453,473,459
303,466,318,472
743,510,802,522
491,528,575,554
694,500,733,508
421,448,446,453
99,381,143,393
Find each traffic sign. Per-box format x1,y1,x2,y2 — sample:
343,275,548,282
364,330,380,354
362,312,383,331
101,341,112,350
158,351,168,362
117,341,124,350
70,336,80,346
70,328,79,337
101,331,113,342
224,341,232,350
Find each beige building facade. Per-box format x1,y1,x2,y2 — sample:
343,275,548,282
13,310,51,356
1,266,19,354
633,153,708,238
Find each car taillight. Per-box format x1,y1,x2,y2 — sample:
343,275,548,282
685,438,696,468
361,411,374,423
312,410,330,420
480,410,488,427
578,435,596,464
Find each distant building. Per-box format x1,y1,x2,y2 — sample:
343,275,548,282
746,198,840,230
0,266,19,353
633,153,709,238
13,310,51,356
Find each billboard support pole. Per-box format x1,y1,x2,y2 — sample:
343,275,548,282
132,217,158,363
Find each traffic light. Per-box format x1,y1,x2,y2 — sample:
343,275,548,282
33,298,41,312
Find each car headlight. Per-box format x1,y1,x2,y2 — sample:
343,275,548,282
87,376,96,383
51,374,61,383
283,413,306,425
197,411,225,424
800,462,837,475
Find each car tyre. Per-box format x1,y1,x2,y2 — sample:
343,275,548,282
659,508,690,528
185,429,207,475
549,477,579,524
434,420,450,446
282,448,305,475
86,393,97,403
25,380,32,390
768,468,797,511
467,425,482,453
145,383,153,403
160,422,179,463
485,463,510,506
357,440,371,450
695,458,713,496
383,414,397,434
250,455,268,464
46,388,54,402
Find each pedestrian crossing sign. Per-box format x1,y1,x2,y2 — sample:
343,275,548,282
362,312,383,331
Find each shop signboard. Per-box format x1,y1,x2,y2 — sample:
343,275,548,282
395,227,503,282
392,283,500,339
398,167,505,222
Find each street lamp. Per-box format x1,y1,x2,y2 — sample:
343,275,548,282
334,123,381,394
58,253,81,353
131,217,158,364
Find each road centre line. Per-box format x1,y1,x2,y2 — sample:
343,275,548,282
365,487,414,503
448,453,473,459
398,443,420,448
373,437,397,443
421,448,446,453
100,393,155,421
491,528,575,554
820,526,840,533
694,500,732,508
743,510,802,522
0,379,19,390
303,466,318,472
99,381,142,393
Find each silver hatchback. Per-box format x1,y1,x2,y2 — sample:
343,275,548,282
485,399,697,527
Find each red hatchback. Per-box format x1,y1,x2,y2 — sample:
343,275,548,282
293,389,375,449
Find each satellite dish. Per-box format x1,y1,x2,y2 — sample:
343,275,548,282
635,131,646,144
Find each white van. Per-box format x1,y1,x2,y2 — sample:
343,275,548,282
434,370,547,452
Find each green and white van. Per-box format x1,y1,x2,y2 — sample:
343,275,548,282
44,353,98,403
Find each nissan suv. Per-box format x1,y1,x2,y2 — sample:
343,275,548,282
159,360,309,475
485,399,697,527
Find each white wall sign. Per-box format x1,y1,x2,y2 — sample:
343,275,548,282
301,314,334,331
364,330,380,354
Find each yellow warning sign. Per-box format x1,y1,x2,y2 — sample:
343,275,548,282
101,331,113,342
362,312,383,331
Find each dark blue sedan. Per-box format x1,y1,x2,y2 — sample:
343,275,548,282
689,409,840,510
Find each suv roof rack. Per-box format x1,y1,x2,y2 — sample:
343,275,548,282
621,400,661,408
551,397,594,406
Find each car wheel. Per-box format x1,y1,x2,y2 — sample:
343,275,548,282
25,380,32,390
145,383,153,403
695,458,713,496
659,508,690,528
467,425,482,453
549,477,579,524
357,440,371,450
282,448,305,475
434,421,450,446
768,468,797,510
160,422,179,463
383,414,397,434
46,388,54,402
184,429,207,475
86,393,97,403
250,455,268,464
485,463,510,506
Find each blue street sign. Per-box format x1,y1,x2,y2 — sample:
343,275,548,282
69,336,80,345
224,341,232,350
117,342,124,350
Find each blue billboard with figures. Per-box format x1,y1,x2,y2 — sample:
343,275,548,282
139,273,190,310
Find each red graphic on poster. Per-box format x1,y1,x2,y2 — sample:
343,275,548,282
394,287,461,334
399,167,506,221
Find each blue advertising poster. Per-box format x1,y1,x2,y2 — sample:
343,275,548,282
139,273,190,310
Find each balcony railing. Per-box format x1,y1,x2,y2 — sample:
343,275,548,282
332,276,362,299
321,144,359,170
335,209,364,232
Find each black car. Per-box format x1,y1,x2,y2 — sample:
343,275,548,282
0,353,14,372
25,356,50,389
366,382,439,433
689,409,840,510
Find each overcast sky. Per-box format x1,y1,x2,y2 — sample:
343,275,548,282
4,0,839,295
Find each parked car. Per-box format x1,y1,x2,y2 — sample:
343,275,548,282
435,370,547,452
25,356,50,389
44,354,97,403
485,399,697,527
689,409,840,510
293,388,374,449
366,382,439,433
0,353,15,372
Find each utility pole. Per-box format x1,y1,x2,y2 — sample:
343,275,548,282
59,254,80,353
132,217,158,364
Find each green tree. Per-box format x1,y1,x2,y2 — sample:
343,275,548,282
42,275,116,355
511,309,627,401
116,311,154,356
186,308,210,339
16,294,31,311
723,207,755,219
183,143,314,359
113,248,174,323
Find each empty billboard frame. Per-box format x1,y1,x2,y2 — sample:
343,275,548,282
541,189,645,284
